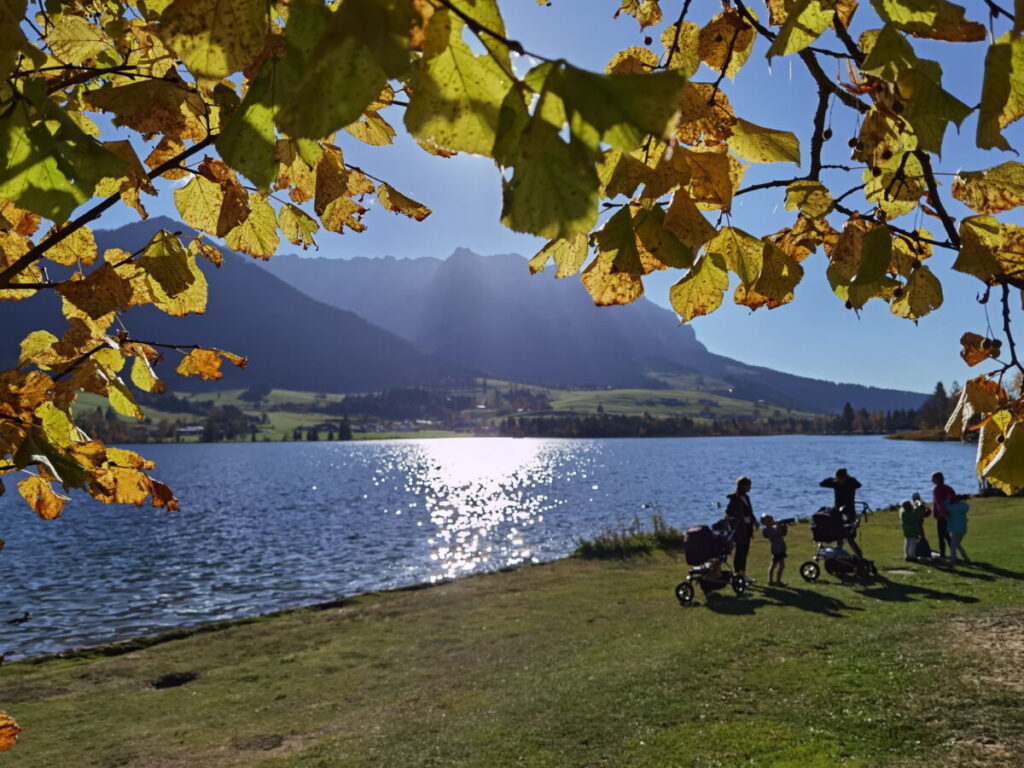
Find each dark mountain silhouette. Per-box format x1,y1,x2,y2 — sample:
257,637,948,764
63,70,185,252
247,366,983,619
0,217,472,392
261,248,928,413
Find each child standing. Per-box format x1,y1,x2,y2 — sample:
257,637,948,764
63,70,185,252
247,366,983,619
761,514,788,586
899,500,924,561
946,495,971,565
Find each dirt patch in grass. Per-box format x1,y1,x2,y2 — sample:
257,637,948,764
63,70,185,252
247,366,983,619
940,609,1024,767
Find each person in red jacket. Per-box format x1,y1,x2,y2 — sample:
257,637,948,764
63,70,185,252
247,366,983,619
931,472,956,559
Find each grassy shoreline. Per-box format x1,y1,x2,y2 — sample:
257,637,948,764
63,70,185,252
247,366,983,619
2,499,1023,766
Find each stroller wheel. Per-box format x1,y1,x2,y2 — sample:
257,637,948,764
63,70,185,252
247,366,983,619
855,559,871,579
675,581,695,606
730,573,747,595
800,561,820,582
824,559,838,576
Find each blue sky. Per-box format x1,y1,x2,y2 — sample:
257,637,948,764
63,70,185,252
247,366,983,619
100,0,1024,395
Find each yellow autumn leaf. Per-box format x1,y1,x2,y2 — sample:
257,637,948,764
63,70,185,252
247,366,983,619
176,348,224,380
376,183,432,221
959,332,1002,367
18,474,67,520
0,710,22,753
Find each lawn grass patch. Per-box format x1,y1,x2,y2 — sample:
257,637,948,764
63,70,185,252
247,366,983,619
1,499,1022,767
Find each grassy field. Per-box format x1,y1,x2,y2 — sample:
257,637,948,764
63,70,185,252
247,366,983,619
2,498,1022,766
71,381,815,443
546,387,817,420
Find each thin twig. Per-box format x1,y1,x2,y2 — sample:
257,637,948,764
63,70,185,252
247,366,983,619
1001,283,1024,374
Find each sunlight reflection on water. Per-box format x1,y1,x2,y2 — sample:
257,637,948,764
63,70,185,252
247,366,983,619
373,439,591,580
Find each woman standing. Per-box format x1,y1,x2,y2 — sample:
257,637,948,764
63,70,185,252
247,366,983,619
725,476,759,584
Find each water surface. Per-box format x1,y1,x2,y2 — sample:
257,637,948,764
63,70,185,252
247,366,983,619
0,435,975,657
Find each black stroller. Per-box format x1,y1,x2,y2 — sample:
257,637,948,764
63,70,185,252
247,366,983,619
799,504,877,582
675,523,747,606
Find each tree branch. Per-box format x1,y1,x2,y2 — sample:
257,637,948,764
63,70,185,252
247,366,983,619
914,149,960,249
0,134,217,290
808,87,830,179
832,201,956,250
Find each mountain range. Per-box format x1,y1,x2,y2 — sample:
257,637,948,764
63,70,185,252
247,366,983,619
260,247,928,413
1,216,928,413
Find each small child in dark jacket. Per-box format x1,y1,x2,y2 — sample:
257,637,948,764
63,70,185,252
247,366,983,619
761,514,788,586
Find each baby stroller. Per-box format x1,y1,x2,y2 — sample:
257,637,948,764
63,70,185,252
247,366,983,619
799,504,877,582
675,524,746,606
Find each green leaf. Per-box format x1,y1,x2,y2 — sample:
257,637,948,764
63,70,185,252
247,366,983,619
136,230,209,315
173,175,224,235
706,226,763,286
278,204,319,249
978,34,1024,152
890,264,942,319
982,421,1024,493
225,194,280,259
108,379,143,420
499,88,600,240
404,8,512,156
727,118,800,165
13,431,88,489
0,110,89,220
735,240,804,311
634,204,694,269
954,215,1024,284
36,402,76,448
870,0,984,41
558,65,688,152
785,180,832,217
528,234,589,278
158,0,267,83
595,206,643,275
897,60,971,154
48,14,110,65
766,0,836,59
952,162,1024,214
860,25,917,82
130,355,166,394
19,330,58,367
444,0,511,73
663,189,716,248
277,0,412,139
216,58,279,190
0,0,28,81
669,253,729,322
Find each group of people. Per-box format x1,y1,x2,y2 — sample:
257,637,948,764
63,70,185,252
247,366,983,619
719,468,970,587
899,472,970,565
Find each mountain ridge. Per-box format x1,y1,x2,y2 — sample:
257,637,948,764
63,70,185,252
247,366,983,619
261,247,928,413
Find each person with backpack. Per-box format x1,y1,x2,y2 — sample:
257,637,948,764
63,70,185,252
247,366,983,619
931,472,956,558
725,476,759,584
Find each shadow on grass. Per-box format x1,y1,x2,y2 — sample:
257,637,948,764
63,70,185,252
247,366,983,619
701,585,859,618
965,560,1024,581
854,577,980,604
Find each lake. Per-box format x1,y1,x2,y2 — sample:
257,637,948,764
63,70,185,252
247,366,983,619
0,435,976,658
